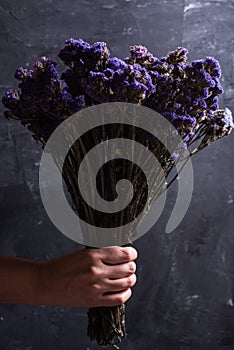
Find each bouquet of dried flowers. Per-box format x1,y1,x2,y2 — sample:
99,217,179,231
2,38,233,348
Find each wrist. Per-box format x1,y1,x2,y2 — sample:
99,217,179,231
36,261,53,306
36,260,67,307
0,256,42,305
24,259,43,305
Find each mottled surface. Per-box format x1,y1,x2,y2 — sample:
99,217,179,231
0,0,234,349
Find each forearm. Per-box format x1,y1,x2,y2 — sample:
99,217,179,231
0,255,41,305
0,247,137,308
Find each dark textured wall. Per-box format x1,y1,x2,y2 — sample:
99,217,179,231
0,1,234,349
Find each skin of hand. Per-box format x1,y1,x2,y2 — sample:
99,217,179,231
0,246,137,308
38,246,138,308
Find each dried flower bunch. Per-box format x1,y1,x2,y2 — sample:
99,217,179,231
2,38,233,348
2,38,233,149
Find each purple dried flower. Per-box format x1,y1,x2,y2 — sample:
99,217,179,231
2,37,231,155
162,111,196,135
2,89,21,118
61,67,87,97
171,152,180,160
125,44,157,68
2,56,86,144
107,57,128,71
90,41,110,63
204,57,221,78
166,47,189,64
191,59,205,70
103,68,114,79
14,67,30,80
58,38,91,66
129,45,148,60
59,38,110,72
211,77,224,95
85,58,155,103
192,57,221,79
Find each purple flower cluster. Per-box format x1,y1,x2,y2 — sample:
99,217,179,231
85,59,155,103
58,38,110,70
2,56,85,143
59,40,155,104
59,38,110,99
2,38,232,148
138,47,224,135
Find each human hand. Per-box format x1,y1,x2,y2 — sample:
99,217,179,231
38,246,138,308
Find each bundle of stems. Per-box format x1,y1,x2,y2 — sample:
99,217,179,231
52,108,232,348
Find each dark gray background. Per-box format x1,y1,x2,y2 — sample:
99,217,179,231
0,0,234,349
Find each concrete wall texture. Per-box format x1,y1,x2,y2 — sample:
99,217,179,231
0,1,234,349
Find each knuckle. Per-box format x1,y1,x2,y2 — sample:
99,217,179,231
103,278,110,289
117,288,132,305
89,265,100,278
127,288,132,300
116,295,125,305
126,276,133,287
133,273,137,285
126,274,136,287
128,274,137,287
87,250,100,263
123,247,138,260
124,288,132,302
133,248,138,260
91,283,101,293
122,248,132,261
128,261,136,272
